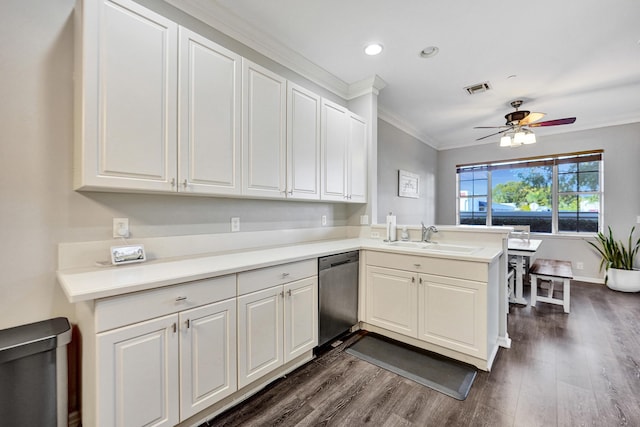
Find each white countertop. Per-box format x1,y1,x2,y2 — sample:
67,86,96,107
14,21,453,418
57,238,503,303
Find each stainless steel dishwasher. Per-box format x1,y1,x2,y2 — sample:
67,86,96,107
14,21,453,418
318,251,359,347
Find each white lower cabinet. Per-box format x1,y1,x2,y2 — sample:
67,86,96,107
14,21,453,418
365,266,417,337
93,275,237,426
179,299,237,420
364,251,489,361
97,314,180,427
84,261,318,426
237,261,318,389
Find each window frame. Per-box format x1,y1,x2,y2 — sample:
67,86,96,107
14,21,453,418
456,150,604,235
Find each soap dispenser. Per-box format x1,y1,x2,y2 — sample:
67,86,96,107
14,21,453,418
401,226,409,241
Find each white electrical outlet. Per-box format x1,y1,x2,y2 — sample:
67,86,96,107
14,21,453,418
113,218,129,238
321,215,327,226
360,215,369,225
371,231,380,238
231,217,240,232
576,262,584,270
637,215,640,224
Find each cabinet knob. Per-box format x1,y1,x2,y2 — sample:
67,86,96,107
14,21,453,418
414,263,421,268
280,291,285,298
282,272,290,278
287,289,292,297
176,296,187,302
182,179,188,188
170,178,176,187
412,277,415,283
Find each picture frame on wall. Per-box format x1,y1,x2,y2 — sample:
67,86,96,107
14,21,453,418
398,170,419,198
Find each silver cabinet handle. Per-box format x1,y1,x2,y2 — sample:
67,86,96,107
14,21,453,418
414,263,421,268
171,323,177,333
412,277,415,283
171,178,176,187
182,179,188,188
280,291,285,298
176,296,187,302
419,277,423,284
287,289,292,297
282,272,290,278
185,319,190,329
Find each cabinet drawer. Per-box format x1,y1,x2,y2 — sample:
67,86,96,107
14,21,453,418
365,250,487,282
237,259,317,295
95,274,236,332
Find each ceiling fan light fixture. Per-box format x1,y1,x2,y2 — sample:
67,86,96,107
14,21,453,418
499,128,536,147
364,43,383,56
523,131,537,144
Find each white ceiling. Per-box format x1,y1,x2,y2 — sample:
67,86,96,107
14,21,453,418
170,0,640,150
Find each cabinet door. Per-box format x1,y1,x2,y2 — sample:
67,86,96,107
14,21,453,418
76,0,178,192
178,28,241,195
347,112,367,203
287,83,321,200
284,277,318,362
242,60,287,198
418,274,487,358
320,99,349,201
179,299,237,420
237,286,283,388
365,266,418,338
97,315,179,427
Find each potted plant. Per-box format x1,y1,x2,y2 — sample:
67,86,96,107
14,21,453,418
587,226,640,292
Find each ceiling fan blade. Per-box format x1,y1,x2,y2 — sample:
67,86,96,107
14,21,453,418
476,128,510,141
519,112,546,125
474,125,511,129
528,117,576,127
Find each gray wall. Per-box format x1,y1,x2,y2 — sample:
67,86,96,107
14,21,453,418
0,0,352,330
377,119,438,225
437,123,640,280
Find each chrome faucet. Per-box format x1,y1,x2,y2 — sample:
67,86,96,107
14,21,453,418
421,222,438,242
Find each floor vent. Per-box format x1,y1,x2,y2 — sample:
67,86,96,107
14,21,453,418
464,81,491,95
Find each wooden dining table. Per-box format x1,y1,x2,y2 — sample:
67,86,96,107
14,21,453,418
508,238,542,304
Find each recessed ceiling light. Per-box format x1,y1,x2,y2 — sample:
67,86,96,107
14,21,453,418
420,46,439,58
364,43,383,56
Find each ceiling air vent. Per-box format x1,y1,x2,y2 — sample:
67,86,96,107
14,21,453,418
464,81,491,95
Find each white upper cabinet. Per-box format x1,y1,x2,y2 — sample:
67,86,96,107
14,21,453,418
320,99,349,201
286,82,321,200
75,0,178,192
347,112,368,203
75,1,366,202
320,99,368,202
242,60,287,198
178,27,242,195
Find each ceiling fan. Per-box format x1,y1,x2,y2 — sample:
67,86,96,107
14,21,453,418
474,100,576,144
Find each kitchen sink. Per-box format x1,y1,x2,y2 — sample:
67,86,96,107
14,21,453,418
385,241,480,254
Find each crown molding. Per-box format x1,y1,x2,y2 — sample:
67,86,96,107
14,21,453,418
347,75,387,99
377,107,440,150
164,0,350,98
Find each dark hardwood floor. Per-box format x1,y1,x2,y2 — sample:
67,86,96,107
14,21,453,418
204,282,640,426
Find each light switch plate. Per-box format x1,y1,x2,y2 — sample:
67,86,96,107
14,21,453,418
111,244,146,265
231,217,240,232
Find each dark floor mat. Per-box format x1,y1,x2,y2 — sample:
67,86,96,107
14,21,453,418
345,333,477,400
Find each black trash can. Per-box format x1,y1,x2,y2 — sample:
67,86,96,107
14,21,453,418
0,317,72,427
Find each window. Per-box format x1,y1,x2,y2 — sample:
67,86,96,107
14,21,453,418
457,151,602,233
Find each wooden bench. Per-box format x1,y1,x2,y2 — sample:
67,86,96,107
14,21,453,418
529,259,573,313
